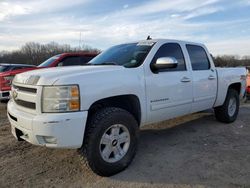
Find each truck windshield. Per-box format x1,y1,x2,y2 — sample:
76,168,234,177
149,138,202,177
88,42,155,68
38,55,60,67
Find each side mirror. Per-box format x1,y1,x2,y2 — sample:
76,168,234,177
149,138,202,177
151,57,178,72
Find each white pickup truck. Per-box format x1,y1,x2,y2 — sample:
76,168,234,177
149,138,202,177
7,39,246,176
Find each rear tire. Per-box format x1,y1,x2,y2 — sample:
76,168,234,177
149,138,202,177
214,89,239,123
80,107,138,176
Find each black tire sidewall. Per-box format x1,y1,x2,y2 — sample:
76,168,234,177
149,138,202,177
86,108,138,176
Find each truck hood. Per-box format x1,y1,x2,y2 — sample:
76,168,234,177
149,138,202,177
13,66,124,85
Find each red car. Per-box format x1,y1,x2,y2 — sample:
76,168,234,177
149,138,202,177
0,52,98,100
246,74,250,99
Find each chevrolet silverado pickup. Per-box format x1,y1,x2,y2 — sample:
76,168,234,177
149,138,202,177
0,53,97,101
7,39,247,176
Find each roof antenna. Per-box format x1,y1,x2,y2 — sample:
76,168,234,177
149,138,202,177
147,35,152,40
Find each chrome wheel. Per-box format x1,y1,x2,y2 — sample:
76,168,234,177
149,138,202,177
228,97,237,117
99,124,130,163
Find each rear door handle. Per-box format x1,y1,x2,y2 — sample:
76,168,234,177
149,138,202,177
181,77,191,83
208,75,216,80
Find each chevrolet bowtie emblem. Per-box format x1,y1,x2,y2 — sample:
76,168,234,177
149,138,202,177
12,88,18,100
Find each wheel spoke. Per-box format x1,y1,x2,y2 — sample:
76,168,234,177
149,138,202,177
232,99,236,106
117,145,124,155
111,126,120,137
229,99,233,107
113,145,124,159
228,97,236,116
101,145,112,160
118,132,129,143
101,133,111,145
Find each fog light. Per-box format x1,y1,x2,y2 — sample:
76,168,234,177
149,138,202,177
43,136,57,144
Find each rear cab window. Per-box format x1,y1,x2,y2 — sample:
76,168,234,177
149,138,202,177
186,44,210,71
59,56,81,66
58,56,95,66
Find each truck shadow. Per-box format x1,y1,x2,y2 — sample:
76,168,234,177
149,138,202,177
110,111,250,187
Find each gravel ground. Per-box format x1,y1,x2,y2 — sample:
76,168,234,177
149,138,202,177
1,102,250,188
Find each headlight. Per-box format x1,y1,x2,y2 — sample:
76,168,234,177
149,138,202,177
42,85,80,113
4,75,15,86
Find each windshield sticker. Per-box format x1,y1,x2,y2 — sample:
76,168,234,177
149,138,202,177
137,41,155,46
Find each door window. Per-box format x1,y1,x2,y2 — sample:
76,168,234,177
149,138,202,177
151,43,186,72
186,45,210,70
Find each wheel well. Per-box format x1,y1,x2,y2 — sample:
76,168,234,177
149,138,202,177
88,95,141,126
228,83,241,94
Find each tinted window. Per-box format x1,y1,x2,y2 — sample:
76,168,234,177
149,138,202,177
151,43,186,71
186,45,210,70
60,56,82,66
0,65,11,72
80,56,94,65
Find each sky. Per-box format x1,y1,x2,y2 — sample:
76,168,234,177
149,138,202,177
0,0,250,56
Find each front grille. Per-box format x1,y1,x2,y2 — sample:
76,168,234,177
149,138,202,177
12,84,38,111
2,92,9,97
13,85,37,93
15,99,36,109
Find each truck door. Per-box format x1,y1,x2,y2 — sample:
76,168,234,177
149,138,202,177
186,44,217,112
145,43,193,124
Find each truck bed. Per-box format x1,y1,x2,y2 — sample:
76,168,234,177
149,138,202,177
214,67,247,107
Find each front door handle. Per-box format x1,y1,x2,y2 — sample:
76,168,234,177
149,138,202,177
181,77,191,83
208,75,216,80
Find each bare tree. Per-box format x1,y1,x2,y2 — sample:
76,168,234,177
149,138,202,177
213,55,250,67
0,42,100,66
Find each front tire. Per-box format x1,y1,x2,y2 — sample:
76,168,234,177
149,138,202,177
80,107,138,176
214,89,239,123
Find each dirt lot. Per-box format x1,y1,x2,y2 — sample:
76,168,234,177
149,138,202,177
1,102,250,188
